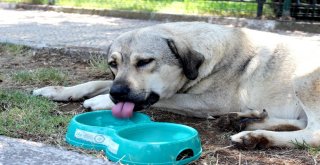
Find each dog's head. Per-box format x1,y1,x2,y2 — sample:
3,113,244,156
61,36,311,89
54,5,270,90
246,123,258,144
107,28,204,115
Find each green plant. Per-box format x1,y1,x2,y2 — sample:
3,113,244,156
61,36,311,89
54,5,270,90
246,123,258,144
11,70,34,84
3,0,275,18
88,55,109,74
0,43,29,55
0,73,4,82
1,0,47,4
34,68,67,85
0,90,72,139
291,139,320,156
11,68,67,85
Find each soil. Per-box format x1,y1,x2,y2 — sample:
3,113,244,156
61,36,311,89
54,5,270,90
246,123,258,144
0,47,319,165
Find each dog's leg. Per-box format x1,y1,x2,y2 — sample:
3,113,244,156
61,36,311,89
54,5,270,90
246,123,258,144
217,110,267,131
83,94,114,110
33,80,112,101
230,129,320,149
244,117,306,131
231,69,320,149
218,109,306,131
233,109,269,119
153,94,233,118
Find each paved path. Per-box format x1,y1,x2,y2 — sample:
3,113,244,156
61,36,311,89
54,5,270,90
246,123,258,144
0,9,160,49
0,9,319,51
0,136,112,165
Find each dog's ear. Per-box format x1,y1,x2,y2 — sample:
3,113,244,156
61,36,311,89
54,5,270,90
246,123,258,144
166,38,204,80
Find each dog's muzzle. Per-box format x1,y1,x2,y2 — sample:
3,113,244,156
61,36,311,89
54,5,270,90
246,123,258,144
109,84,160,111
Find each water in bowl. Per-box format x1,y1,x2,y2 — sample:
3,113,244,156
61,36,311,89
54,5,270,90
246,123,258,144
75,111,149,128
117,123,196,143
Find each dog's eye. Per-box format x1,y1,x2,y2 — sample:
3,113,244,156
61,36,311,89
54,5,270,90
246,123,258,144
136,59,154,68
108,61,117,68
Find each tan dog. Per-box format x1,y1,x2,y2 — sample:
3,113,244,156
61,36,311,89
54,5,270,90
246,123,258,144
33,22,320,149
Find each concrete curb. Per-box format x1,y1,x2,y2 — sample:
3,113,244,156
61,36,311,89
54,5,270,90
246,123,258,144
31,47,109,60
0,136,113,165
1,2,319,33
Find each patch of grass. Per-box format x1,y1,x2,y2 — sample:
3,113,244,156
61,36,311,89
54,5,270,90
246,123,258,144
0,90,72,142
4,0,275,18
57,0,265,17
11,70,34,84
0,73,4,82
1,0,47,4
0,43,29,55
35,68,67,85
291,139,320,156
11,68,67,85
88,55,109,74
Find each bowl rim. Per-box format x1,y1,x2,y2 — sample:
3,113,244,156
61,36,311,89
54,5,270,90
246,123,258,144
72,110,152,129
115,122,199,145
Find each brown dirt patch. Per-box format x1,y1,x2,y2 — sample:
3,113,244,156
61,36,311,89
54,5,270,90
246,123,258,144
0,47,318,164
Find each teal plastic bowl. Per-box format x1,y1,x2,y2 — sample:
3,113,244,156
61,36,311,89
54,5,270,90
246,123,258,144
66,110,202,165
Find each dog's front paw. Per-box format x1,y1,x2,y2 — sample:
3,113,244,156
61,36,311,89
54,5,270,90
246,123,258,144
231,131,271,149
32,86,67,101
83,94,114,110
218,110,268,132
217,112,244,131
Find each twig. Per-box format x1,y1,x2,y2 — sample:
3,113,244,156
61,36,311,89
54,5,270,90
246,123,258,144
312,156,317,165
216,153,219,165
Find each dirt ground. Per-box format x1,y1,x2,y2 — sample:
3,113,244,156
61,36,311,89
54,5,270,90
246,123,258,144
1,47,319,165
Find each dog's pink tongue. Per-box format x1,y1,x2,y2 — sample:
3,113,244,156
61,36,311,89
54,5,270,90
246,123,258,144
112,102,135,118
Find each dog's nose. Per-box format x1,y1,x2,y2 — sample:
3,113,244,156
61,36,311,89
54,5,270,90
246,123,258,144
110,84,130,100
